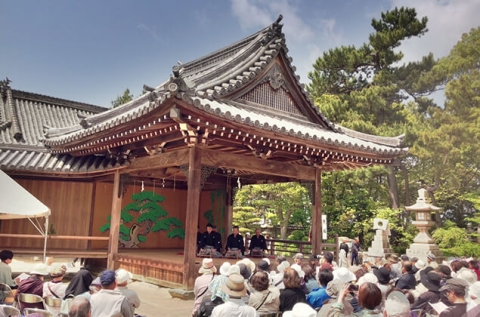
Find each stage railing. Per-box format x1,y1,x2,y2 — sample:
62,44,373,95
245,236,339,261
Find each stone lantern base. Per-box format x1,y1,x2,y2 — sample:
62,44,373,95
406,243,443,264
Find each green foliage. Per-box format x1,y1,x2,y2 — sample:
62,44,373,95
432,225,469,249
234,183,310,239
232,206,262,235
111,88,134,108
100,191,185,243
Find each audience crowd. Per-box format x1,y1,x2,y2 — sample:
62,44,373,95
0,249,140,317
192,245,480,317
3,240,480,317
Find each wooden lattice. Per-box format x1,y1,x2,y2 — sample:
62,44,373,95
240,82,303,115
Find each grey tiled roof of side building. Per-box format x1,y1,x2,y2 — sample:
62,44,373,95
0,89,122,174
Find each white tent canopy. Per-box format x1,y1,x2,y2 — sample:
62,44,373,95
0,170,51,262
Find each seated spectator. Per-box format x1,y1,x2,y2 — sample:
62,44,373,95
439,278,468,317
198,263,238,317
331,282,383,316
90,270,133,317
68,296,91,317
0,250,18,289
469,260,480,281
373,267,392,298
271,260,290,290
115,269,140,312
211,273,257,317
293,253,304,266
192,258,216,316
319,251,334,271
411,271,441,315
64,267,94,299
395,261,416,290
317,279,355,317
279,268,306,312
15,263,49,311
308,255,320,272
248,271,280,313
290,264,308,294
306,269,333,309
43,265,68,299
303,266,319,293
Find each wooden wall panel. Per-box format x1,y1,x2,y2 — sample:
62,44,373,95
0,178,94,250
91,182,189,249
90,181,226,250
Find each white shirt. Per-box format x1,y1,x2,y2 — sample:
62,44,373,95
90,289,133,317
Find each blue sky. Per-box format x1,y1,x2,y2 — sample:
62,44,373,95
1,0,479,108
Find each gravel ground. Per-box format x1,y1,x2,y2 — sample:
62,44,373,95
10,256,194,317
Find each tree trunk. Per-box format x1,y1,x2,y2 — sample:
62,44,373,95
387,165,400,209
280,225,288,240
401,162,411,228
424,177,441,226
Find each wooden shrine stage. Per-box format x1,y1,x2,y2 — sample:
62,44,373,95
11,248,278,289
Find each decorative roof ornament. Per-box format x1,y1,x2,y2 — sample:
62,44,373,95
269,66,285,90
168,65,195,96
261,15,284,45
0,77,12,97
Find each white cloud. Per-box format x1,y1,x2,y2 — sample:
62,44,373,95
390,0,480,63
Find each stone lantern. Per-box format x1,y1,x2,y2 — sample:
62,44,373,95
406,188,442,263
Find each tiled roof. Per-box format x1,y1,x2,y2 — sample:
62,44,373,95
0,87,110,173
185,95,407,156
0,149,122,174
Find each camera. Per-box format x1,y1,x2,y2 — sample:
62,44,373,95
348,283,359,292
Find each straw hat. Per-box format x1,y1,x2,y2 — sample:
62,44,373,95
49,265,67,278
227,264,240,276
221,273,247,297
199,258,217,274
237,258,255,273
30,263,49,276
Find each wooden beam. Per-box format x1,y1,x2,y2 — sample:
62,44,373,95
107,170,122,270
312,168,322,255
223,177,234,246
127,148,190,172
183,146,202,290
201,148,315,181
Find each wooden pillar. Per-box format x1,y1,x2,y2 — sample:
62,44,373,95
223,177,234,246
183,146,202,290
107,170,122,270
311,168,322,255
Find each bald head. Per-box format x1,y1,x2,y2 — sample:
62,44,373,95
68,296,91,317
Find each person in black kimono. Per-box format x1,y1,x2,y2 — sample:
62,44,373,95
249,228,267,256
198,223,222,257
225,226,245,257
